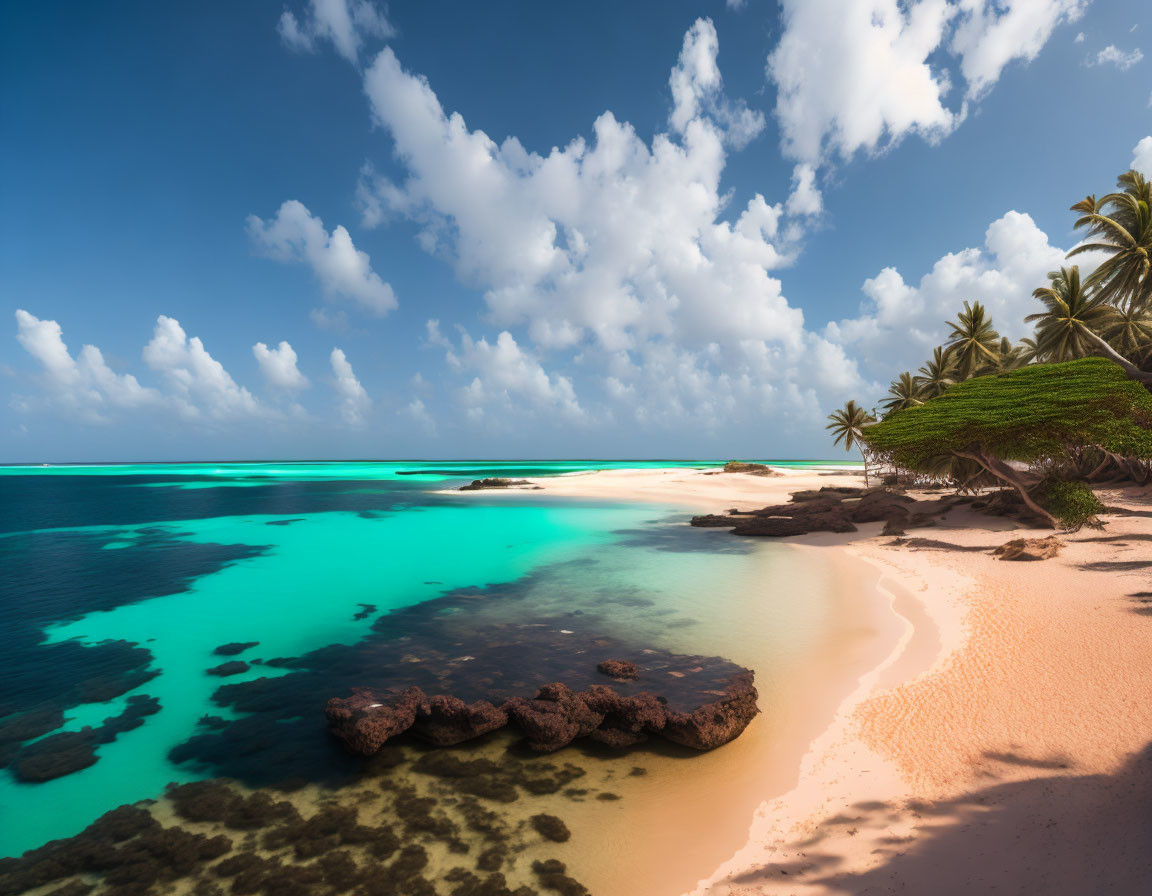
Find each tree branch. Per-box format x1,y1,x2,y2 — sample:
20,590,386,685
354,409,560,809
955,449,1058,528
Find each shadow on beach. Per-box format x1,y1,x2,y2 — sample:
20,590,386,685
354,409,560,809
724,740,1152,894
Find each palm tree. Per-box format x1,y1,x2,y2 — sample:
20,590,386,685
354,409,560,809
914,347,955,399
826,400,876,486
983,336,1027,373
1016,336,1041,365
945,301,1001,379
1025,266,1115,361
1025,266,1145,379
1069,170,1152,312
1100,303,1152,363
881,372,923,417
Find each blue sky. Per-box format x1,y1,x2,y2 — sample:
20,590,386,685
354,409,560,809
2,0,1150,461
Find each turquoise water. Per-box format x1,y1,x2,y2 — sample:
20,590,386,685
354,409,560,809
0,460,848,861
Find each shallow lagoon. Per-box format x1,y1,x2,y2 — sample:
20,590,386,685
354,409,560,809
0,461,874,894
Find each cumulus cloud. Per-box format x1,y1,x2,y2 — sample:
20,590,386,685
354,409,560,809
439,328,584,421
1133,137,1152,176
15,310,158,422
248,199,397,316
361,22,800,357
329,348,370,424
277,0,393,63
785,163,823,217
349,18,877,429
768,0,1085,164
951,0,1087,98
1087,44,1144,70
143,316,265,420
826,210,1074,384
669,19,765,148
253,340,309,391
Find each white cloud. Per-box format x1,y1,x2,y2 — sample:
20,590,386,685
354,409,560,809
253,340,309,391
441,328,584,421
1088,44,1144,70
769,0,960,164
726,0,747,8
15,310,158,423
361,23,801,359
1133,137,1152,176
669,19,765,149
350,19,881,430
329,347,370,424
768,0,1085,164
826,210,1074,385
143,316,265,420
1074,31,1085,43
951,0,1087,98
248,199,397,316
277,0,393,64
785,163,823,217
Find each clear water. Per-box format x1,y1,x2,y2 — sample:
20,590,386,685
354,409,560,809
0,460,853,862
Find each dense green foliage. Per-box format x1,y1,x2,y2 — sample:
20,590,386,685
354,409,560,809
1043,479,1106,530
863,358,1152,469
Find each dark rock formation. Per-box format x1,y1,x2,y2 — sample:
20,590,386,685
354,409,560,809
458,478,539,491
722,462,780,476
172,563,759,786
596,659,638,680
993,536,1063,561
690,486,1024,539
413,694,508,746
213,642,259,657
206,661,249,677
327,669,756,756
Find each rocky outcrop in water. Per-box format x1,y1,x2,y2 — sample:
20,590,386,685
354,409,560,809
722,462,780,476
457,478,540,491
596,659,638,679
326,665,757,756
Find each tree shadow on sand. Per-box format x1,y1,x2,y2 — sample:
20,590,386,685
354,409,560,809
724,743,1152,894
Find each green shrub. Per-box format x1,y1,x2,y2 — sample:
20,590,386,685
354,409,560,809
1043,479,1105,530
863,358,1152,469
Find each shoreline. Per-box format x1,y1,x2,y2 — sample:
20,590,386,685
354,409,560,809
450,466,1152,894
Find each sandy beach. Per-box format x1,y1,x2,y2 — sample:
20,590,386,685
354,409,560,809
450,466,1152,895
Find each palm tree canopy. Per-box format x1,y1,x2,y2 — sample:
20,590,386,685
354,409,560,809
826,400,875,453
881,372,923,416
1069,170,1152,311
914,347,955,399
1025,265,1116,362
1100,302,1152,363
945,301,1001,379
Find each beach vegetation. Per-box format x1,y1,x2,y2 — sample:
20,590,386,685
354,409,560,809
1042,479,1107,531
825,400,876,485
863,358,1152,525
831,164,1152,526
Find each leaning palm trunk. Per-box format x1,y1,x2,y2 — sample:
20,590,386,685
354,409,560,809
1085,330,1152,384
